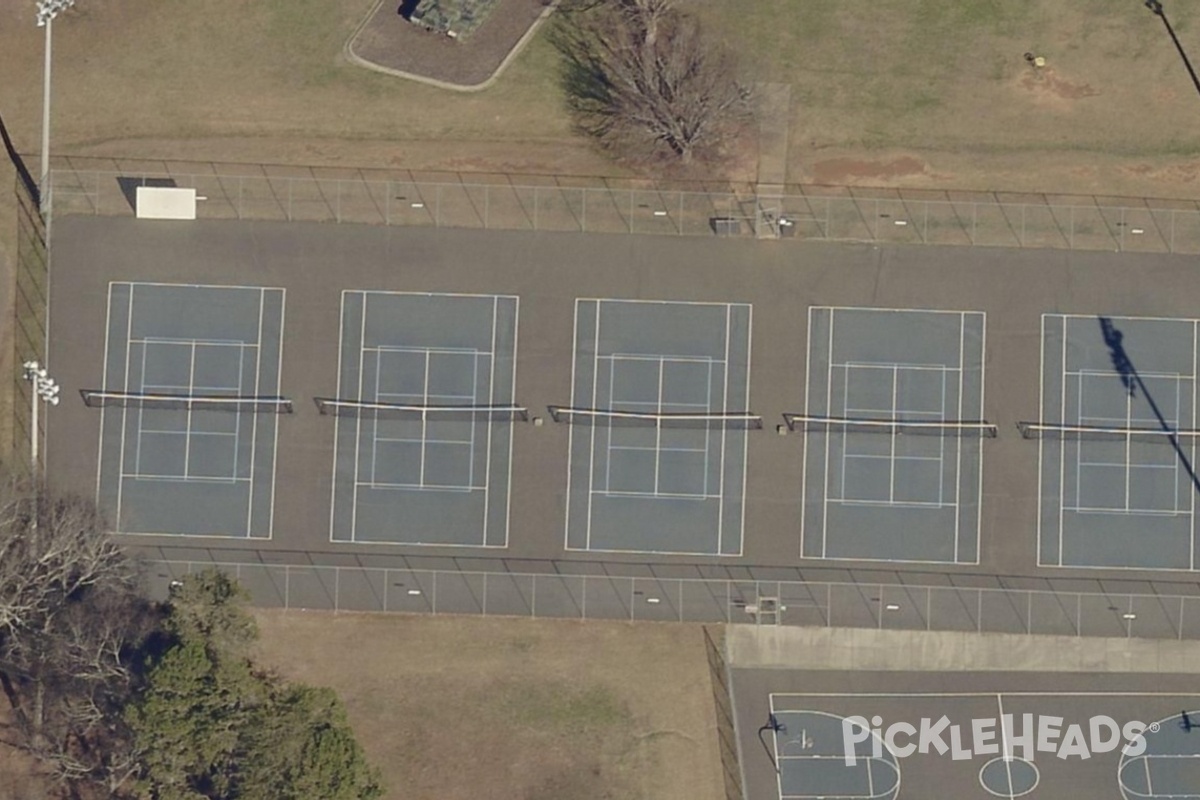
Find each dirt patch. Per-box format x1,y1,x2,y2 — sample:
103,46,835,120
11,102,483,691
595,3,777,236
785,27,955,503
250,611,725,800
350,0,549,87
808,155,930,185
1017,67,1101,108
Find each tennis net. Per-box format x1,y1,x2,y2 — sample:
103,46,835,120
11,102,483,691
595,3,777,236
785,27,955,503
80,390,293,413
314,398,529,422
1017,421,1200,442
784,413,998,438
547,406,763,430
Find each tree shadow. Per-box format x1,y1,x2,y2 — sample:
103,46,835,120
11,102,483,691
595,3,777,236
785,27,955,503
1098,315,1200,495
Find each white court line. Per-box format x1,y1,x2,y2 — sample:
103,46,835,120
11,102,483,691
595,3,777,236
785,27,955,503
244,287,264,537
122,475,247,485
737,303,752,558
654,357,664,493
717,306,730,553
889,365,898,503
563,301,581,551
237,335,251,510
586,300,601,551
810,304,985,315
574,296,737,308
771,690,1200,699
328,291,350,541
598,352,724,364
1193,319,1198,569
503,296,519,549
113,279,286,291
823,308,835,559
419,352,430,485
1058,315,1068,567
95,285,116,505
800,308,815,559
703,358,714,503
133,341,150,478
1035,315,1048,568
592,488,717,501
350,294,368,543
131,336,258,348
481,299,498,545
841,361,962,373
954,312,964,559
115,286,136,530
265,289,285,540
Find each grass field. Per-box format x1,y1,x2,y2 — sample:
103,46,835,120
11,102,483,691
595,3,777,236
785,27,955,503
250,612,725,800
5,2,1200,790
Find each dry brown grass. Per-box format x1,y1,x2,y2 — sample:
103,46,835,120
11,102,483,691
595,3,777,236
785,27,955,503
250,611,725,800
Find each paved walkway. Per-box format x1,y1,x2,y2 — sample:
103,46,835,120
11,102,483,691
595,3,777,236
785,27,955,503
345,0,556,91
726,625,1200,673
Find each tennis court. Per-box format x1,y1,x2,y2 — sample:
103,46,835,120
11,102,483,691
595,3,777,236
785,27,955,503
327,291,520,546
560,298,755,555
799,307,989,564
91,281,287,538
1034,314,1200,570
741,685,1200,800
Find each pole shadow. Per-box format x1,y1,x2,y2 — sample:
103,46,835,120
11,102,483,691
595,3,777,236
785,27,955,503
0,111,40,206
1097,316,1200,496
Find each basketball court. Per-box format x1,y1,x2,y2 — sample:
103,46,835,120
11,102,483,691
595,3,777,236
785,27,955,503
1034,313,1200,570
326,291,521,547
734,674,1200,800
90,281,287,538
799,306,990,564
560,298,755,556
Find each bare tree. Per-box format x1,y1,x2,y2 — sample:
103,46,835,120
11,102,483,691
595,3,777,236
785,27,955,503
0,478,155,797
556,0,750,164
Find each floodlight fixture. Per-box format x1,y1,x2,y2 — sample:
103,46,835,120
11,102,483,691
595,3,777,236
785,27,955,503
36,0,75,26
21,360,60,474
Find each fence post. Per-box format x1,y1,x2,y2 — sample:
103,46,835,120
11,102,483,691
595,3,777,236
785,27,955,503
877,585,884,629
1026,592,1033,634
1179,596,1186,640
383,570,390,612
976,589,983,633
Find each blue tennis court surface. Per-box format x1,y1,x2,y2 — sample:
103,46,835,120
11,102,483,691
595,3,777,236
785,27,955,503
329,291,519,546
1038,314,1200,570
94,282,286,537
801,307,987,564
563,298,753,555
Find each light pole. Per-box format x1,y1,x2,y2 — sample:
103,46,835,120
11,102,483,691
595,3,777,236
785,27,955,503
37,0,76,214
22,361,60,477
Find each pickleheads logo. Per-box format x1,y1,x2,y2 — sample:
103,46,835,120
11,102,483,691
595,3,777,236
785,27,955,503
841,714,1153,765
